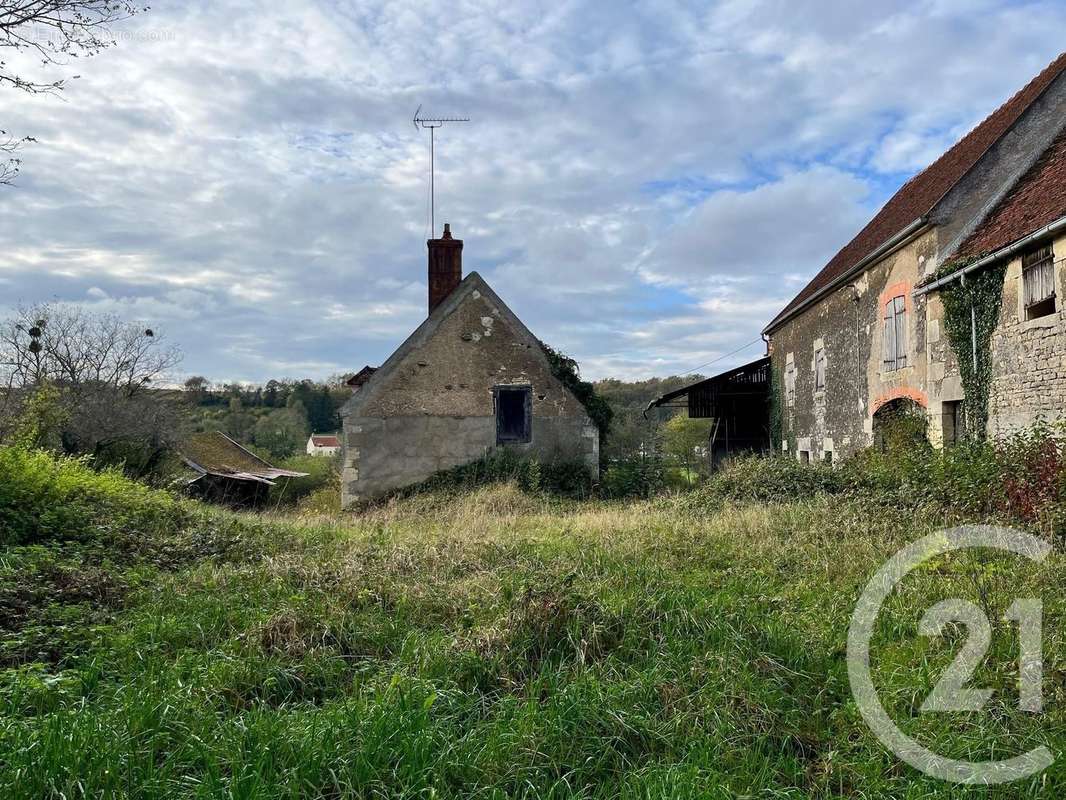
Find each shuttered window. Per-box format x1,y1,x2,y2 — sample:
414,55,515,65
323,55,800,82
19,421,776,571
1022,244,1056,320
883,296,907,371
785,362,796,407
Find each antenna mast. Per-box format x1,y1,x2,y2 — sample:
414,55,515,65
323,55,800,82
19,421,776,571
413,105,469,237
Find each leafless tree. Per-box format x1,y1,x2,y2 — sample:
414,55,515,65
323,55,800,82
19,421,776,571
0,303,184,472
1,1,148,183
1,302,180,393
1,129,33,185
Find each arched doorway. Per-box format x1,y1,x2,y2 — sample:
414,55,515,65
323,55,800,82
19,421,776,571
873,397,929,453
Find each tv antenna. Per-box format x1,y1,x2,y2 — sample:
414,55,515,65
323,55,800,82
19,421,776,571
413,105,469,237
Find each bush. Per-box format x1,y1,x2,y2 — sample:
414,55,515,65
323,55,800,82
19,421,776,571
294,485,342,516
267,454,339,508
383,449,595,503
675,454,844,510
0,446,184,546
600,458,666,499
674,422,1066,539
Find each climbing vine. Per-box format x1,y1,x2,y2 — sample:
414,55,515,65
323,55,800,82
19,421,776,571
929,254,1006,441
539,341,613,442
769,362,784,452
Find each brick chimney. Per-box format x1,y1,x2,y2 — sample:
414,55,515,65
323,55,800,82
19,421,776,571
428,223,463,314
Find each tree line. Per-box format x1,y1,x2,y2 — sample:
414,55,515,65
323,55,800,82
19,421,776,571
182,376,351,460
2,302,717,484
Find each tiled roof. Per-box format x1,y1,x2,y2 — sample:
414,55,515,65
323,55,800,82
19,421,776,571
346,366,377,386
310,434,340,447
766,51,1066,332
955,128,1066,259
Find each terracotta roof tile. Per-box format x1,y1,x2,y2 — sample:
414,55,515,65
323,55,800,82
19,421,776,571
310,434,340,447
766,51,1066,331
956,128,1066,259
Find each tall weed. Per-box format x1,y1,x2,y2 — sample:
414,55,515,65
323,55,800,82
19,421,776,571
0,446,183,546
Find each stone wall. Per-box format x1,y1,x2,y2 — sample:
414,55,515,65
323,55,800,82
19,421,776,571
769,229,939,461
988,232,1066,434
340,275,598,505
924,233,1066,439
781,230,1066,454
343,415,598,502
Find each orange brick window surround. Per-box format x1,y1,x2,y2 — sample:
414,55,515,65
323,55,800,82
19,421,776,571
880,281,912,312
873,386,928,412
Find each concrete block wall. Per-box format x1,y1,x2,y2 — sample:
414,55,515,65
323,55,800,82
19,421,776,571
342,415,598,503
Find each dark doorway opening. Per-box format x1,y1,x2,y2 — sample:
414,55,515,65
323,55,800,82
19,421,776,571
942,400,965,446
496,385,532,444
873,398,928,453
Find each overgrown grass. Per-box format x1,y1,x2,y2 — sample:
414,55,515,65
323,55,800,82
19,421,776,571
1,445,1064,797
680,422,1066,540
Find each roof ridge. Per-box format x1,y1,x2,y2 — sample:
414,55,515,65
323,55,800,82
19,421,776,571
765,50,1066,332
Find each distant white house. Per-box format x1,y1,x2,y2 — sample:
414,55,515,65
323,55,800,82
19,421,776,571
306,434,340,457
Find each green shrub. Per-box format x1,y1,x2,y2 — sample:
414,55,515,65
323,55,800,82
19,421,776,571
383,449,594,503
601,458,666,499
674,422,1066,539
0,446,184,546
295,485,342,516
676,454,844,510
267,454,338,508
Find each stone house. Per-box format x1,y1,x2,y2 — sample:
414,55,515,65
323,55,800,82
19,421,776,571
339,224,600,505
764,52,1066,461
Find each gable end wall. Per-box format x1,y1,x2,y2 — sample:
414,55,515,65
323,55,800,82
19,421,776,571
341,281,598,504
932,71,1066,265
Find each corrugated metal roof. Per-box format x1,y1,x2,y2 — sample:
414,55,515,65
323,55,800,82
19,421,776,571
181,431,307,482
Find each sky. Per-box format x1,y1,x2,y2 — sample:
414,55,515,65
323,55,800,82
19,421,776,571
2,1,1064,384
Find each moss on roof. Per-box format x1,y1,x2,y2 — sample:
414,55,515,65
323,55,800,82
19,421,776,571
181,432,272,474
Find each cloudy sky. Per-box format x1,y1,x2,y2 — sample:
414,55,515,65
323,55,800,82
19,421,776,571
2,1,1064,384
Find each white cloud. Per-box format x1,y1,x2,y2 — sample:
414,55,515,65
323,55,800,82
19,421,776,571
1,0,1063,381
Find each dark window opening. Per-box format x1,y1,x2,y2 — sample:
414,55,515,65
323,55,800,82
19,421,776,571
495,386,532,444
1027,296,1056,321
799,450,810,465
823,451,833,465
942,400,965,446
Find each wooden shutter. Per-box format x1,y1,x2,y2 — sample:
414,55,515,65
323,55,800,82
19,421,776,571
883,303,896,369
1023,245,1055,308
894,296,907,369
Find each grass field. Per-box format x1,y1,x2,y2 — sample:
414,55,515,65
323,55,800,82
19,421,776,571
1,448,1064,798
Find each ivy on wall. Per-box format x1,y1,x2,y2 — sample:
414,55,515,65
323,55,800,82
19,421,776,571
931,255,1007,441
769,363,784,452
538,341,614,442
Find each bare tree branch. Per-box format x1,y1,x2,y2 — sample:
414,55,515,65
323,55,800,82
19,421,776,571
0,302,184,460
0,129,32,185
1,1,148,184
